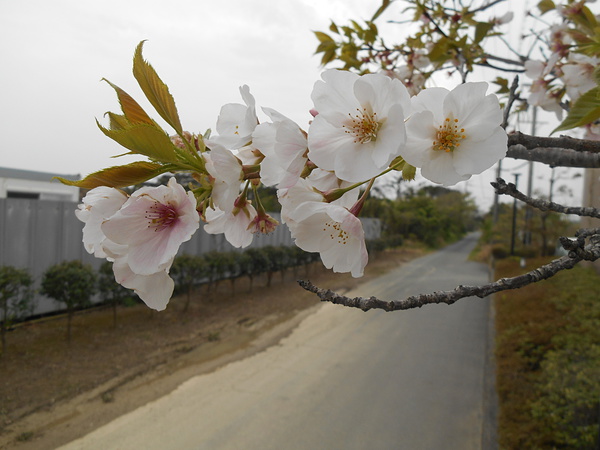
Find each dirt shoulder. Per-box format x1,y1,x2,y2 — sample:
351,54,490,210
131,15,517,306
0,247,423,449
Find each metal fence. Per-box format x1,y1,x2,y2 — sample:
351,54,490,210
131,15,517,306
0,198,381,316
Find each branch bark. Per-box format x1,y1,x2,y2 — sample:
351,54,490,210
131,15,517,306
506,144,600,168
492,177,600,218
508,132,600,153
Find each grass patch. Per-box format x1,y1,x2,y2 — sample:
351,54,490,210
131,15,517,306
495,257,600,449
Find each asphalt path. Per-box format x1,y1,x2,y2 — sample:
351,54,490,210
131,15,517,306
61,233,494,450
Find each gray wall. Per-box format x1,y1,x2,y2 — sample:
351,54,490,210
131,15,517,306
0,198,381,316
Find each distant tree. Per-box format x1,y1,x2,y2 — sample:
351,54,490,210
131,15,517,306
0,266,34,356
98,261,136,326
171,254,209,312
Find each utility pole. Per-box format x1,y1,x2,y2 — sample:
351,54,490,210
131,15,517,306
510,173,521,256
523,107,537,246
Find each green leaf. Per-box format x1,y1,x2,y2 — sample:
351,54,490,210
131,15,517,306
553,86,600,133
55,161,168,189
132,41,183,134
97,121,180,163
102,79,154,125
537,0,555,15
594,65,600,85
371,0,392,21
314,31,333,43
329,21,339,34
474,22,493,44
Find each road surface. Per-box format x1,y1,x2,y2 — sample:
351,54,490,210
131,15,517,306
61,233,495,450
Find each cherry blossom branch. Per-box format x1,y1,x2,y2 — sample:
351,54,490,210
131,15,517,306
506,144,600,168
298,232,600,312
508,132,600,153
491,178,600,218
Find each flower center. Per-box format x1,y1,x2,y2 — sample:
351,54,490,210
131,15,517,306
343,107,381,144
145,202,178,232
324,220,349,245
432,118,466,152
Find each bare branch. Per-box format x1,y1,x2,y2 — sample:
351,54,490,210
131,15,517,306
508,132,600,153
298,233,600,312
506,144,600,168
501,76,520,129
492,178,600,218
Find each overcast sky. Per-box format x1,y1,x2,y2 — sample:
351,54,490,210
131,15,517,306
0,0,587,211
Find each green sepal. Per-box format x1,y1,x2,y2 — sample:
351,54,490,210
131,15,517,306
55,161,169,189
402,163,417,181
553,86,600,133
97,120,179,163
133,41,183,134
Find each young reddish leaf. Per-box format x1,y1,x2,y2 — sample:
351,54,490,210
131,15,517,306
55,161,168,189
132,41,183,134
97,120,179,163
102,79,154,125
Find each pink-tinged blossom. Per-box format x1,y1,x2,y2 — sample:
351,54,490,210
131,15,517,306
112,257,174,311
212,85,258,149
101,178,199,276
204,142,244,212
402,82,507,186
308,69,410,182
203,203,257,248
252,107,308,189
287,202,368,277
561,54,599,102
75,187,128,258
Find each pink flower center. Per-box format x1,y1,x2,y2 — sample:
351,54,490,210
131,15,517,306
145,202,179,232
343,107,380,144
324,220,349,245
433,117,466,153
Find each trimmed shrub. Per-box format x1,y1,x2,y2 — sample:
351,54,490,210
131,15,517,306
0,266,34,355
40,260,96,343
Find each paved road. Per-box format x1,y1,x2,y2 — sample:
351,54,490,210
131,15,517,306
62,233,494,450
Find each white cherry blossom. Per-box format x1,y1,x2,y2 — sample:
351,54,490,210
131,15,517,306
203,142,244,212
286,201,368,277
308,69,410,182
212,85,258,149
204,203,257,248
75,187,128,258
252,107,308,189
402,82,507,186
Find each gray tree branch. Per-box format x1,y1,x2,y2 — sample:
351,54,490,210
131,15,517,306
506,144,600,168
492,177,600,218
298,231,600,312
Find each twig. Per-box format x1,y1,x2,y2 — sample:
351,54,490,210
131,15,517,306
298,233,600,312
501,76,519,129
492,178,600,218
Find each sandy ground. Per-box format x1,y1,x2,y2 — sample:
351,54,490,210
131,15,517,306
0,248,422,449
